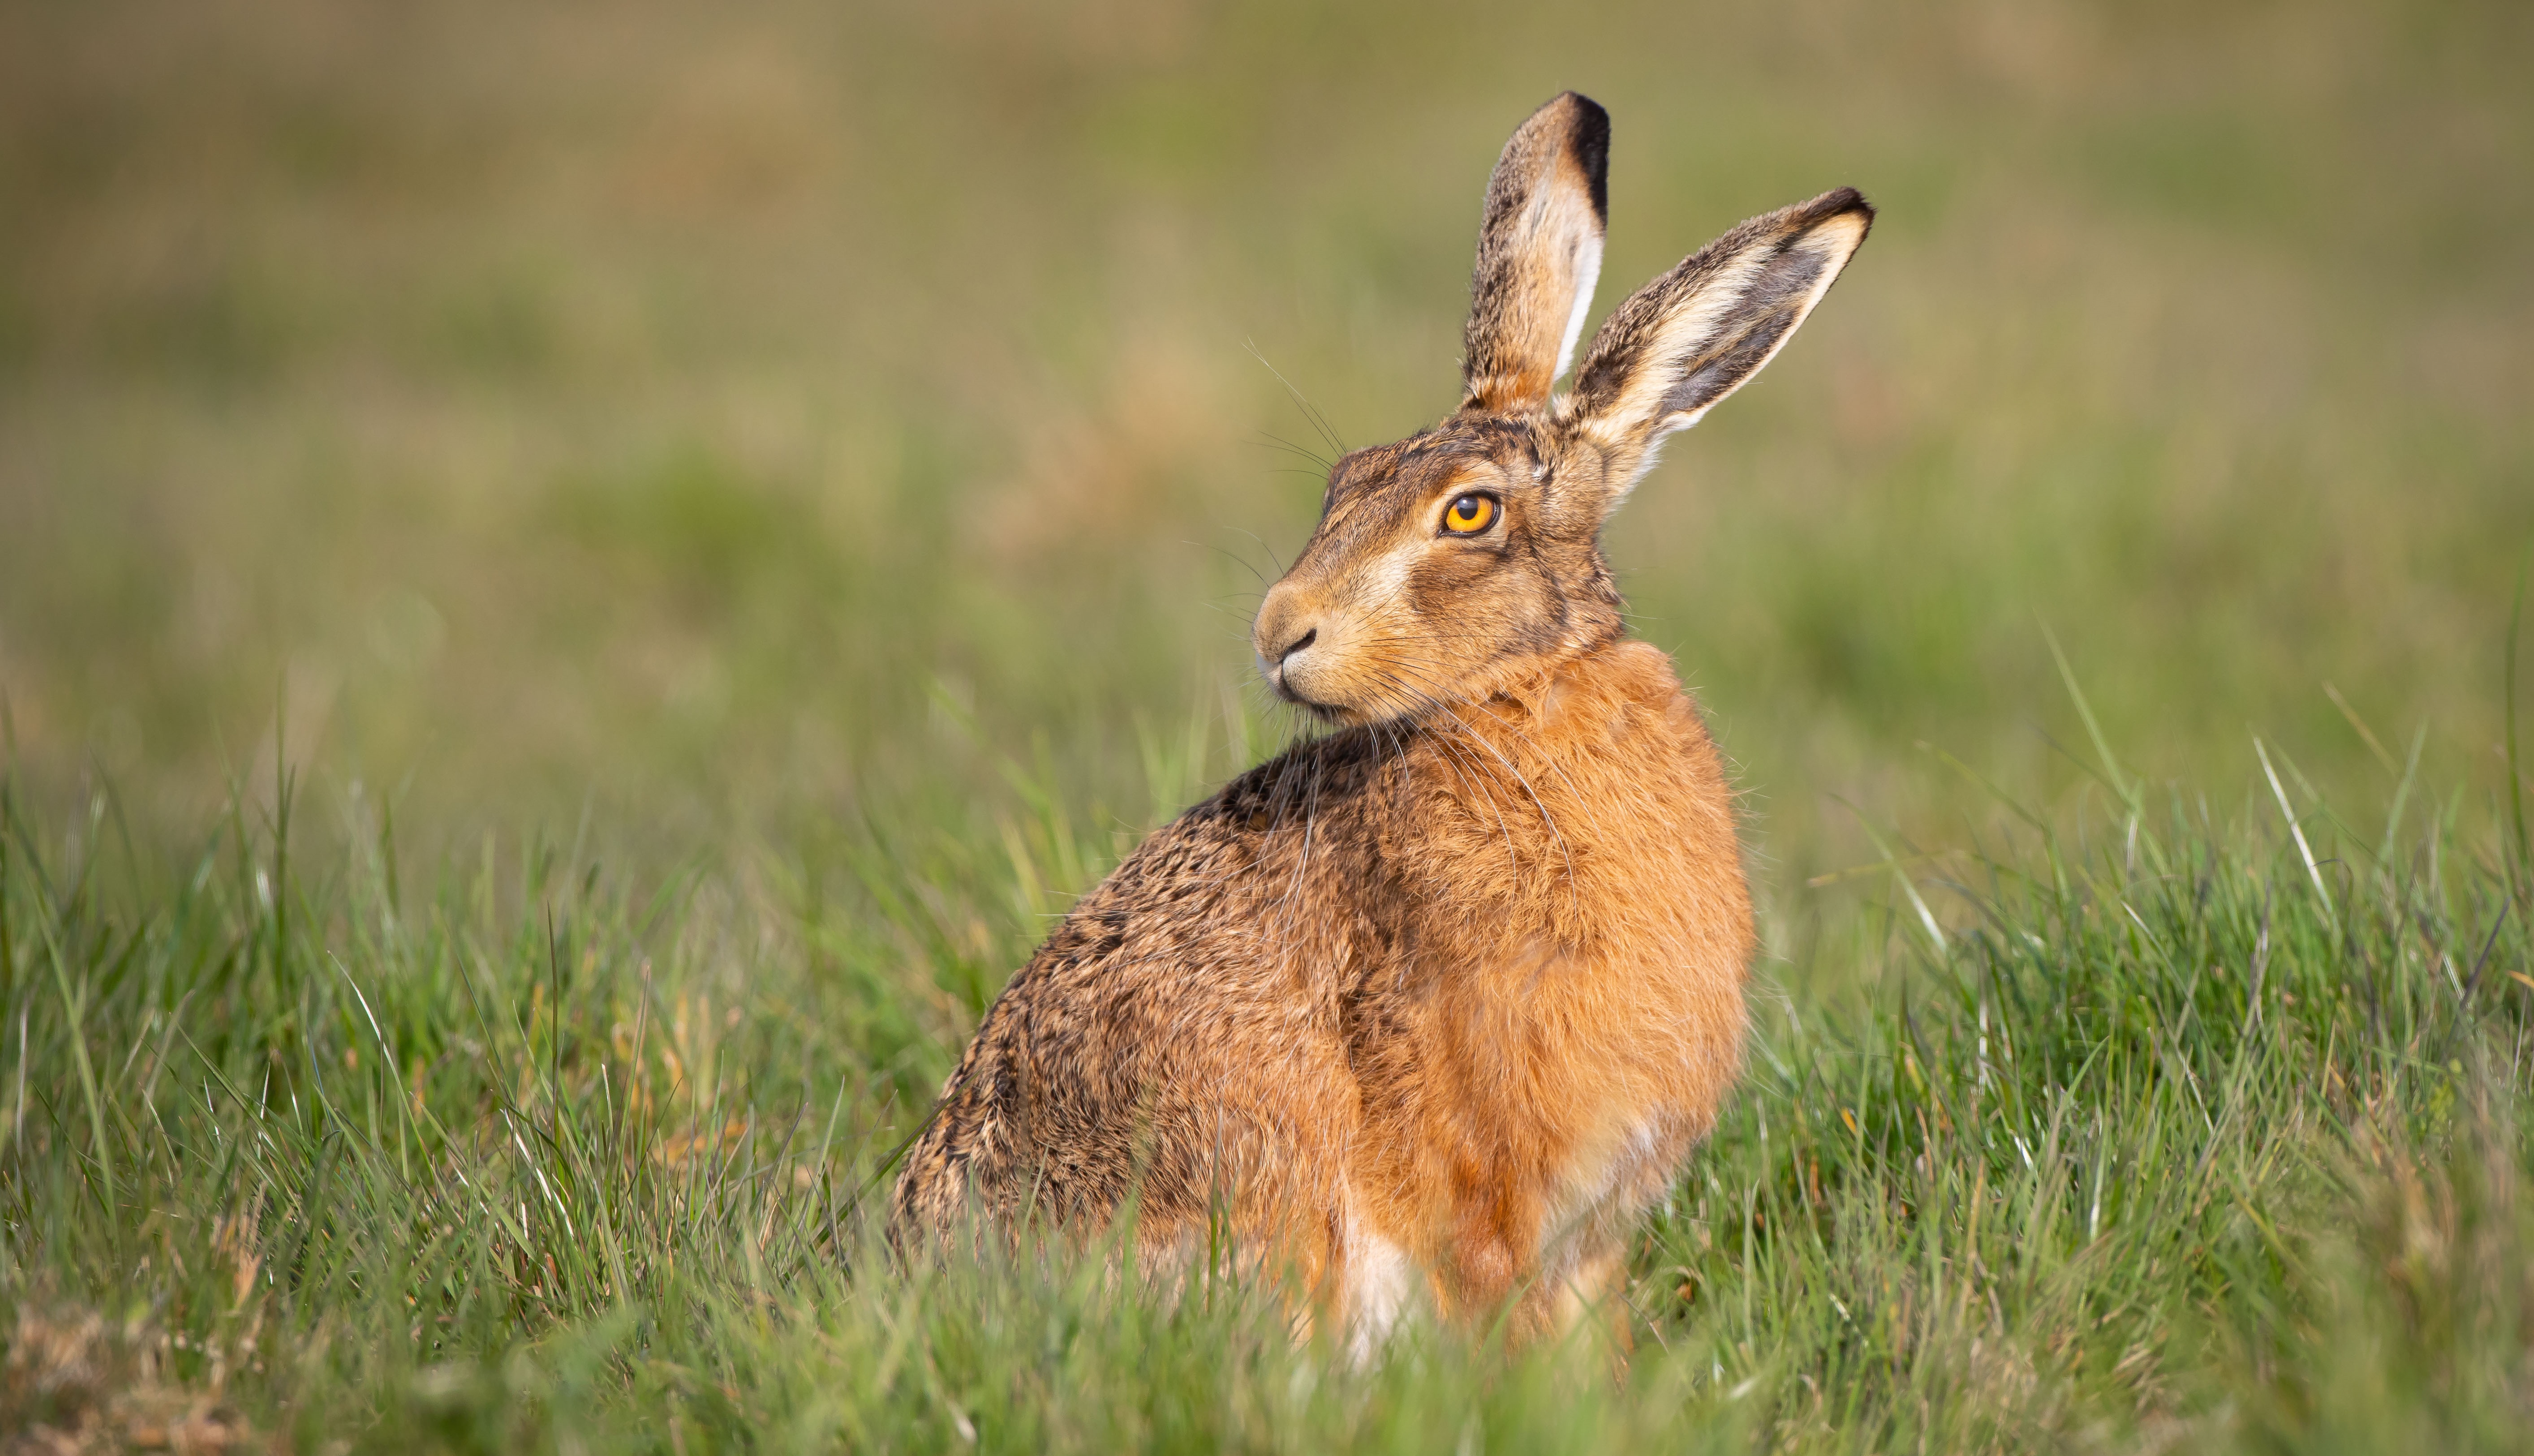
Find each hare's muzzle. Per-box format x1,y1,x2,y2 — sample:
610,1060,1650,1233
1253,585,1331,713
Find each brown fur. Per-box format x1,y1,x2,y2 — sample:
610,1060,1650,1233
1462,92,1608,416
891,92,1873,1354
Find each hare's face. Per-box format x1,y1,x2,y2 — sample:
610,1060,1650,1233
1252,418,1619,725
1250,93,1873,729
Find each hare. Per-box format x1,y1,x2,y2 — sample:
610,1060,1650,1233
891,91,1871,1353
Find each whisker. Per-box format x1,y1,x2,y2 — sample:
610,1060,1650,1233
1243,341,1348,460
1251,433,1334,476
1227,525,1289,580
1437,702,1581,923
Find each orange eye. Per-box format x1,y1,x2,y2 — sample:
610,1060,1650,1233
1441,493,1497,535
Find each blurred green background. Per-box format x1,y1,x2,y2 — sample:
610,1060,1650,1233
2,0,2529,891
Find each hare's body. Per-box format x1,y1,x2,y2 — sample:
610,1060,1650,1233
893,639,1751,1337
890,91,1871,1352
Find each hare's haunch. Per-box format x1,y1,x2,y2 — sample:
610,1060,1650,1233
891,92,1871,1353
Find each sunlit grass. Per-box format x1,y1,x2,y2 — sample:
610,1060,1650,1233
3,726,2528,1451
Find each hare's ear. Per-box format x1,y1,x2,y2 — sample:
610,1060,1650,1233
1563,187,1872,495
1458,92,1610,416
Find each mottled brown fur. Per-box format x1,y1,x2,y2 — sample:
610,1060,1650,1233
1462,92,1609,415
891,92,1872,1353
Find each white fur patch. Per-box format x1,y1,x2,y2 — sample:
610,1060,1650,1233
1365,545,1418,605
1344,1220,1415,1362
1554,232,1604,383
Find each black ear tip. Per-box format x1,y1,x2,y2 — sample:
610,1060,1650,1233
1555,90,1609,127
1818,185,1874,222
1785,185,1875,241
1558,92,1612,224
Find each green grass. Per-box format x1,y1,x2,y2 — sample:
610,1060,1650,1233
4,728,2530,1451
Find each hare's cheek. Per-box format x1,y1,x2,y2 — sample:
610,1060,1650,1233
1402,550,1515,626
1447,580,1566,658
1357,545,1426,615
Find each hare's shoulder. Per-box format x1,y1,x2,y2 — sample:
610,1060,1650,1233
1007,726,1390,992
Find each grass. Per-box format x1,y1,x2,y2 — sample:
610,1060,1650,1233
3,717,2530,1451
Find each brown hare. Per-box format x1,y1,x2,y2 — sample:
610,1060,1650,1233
891,91,1871,1354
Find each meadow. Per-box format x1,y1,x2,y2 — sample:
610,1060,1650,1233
3,0,2532,1449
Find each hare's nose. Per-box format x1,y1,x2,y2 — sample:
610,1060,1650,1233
1252,584,1324,696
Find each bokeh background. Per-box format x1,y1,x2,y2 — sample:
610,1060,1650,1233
4,0,2530,898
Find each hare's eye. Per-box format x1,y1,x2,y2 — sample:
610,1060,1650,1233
1441,493,1498,536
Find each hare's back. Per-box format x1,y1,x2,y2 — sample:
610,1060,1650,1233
890,733,1391,1237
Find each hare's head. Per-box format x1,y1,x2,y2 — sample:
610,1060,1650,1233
1252,93,1871,724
